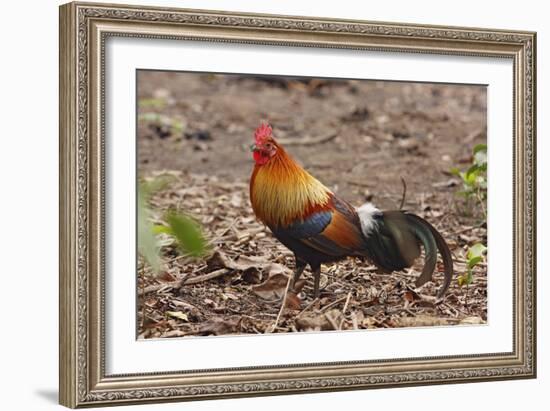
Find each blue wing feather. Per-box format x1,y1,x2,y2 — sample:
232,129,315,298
271,210,346,260
270,205,364,263
280,211,332,238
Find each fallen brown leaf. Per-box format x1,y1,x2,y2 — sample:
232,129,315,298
251,273,288,300
402,288,421,303
251,263,305,301
196,317,242,336
285,292,302,310
157,271,177,282
165,311,189,322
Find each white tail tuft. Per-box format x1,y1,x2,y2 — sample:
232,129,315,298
356,202,382,237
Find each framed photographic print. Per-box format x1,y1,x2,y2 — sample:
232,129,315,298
59,1,537,408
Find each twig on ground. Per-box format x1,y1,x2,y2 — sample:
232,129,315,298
296,297,320,318
183,268,233,285
266,275,292,333
207,217,241,245
138,280,183,296
339,292,353,329
341,292,352,315
138,268,233,296
325,311,340,330
320,295,348,313
399,176,407,210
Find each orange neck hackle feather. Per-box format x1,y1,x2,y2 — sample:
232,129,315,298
250,145,332,228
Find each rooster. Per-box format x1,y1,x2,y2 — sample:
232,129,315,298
249,122,454,299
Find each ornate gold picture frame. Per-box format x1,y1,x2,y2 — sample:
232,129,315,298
59,2,536,408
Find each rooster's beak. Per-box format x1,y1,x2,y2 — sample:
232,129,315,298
250,144,258,152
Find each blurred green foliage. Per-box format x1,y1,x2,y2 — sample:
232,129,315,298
138,186,161,272
138,176,208,274
164,212,207,257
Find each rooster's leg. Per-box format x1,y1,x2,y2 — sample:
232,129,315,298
312,265,321,299
290,258,307,292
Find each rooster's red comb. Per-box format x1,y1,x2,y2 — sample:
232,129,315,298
254,122,273,144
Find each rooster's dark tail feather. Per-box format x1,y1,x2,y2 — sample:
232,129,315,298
360,210,454,299
405,213,454,298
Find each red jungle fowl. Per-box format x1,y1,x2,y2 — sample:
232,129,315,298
249,122,454,299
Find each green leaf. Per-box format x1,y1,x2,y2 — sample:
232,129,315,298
449,167,461,177
166,211,208,257
474,150,487,167
466,174,477,187
467,255,483,269
457,267,475,287
473,143,487,155
477,163,487,173
464,164,479,183
473,144,487,168
457,273,469,287
158,236,175,247
452,144,487,216
467,243,487,261
152,224,173,235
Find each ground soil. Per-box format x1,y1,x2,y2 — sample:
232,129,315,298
136,71,487,338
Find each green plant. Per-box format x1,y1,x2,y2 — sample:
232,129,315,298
457,242,486,308
451,143,487,218
138,176,208,274
451,144,488,293
457,243,487,288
